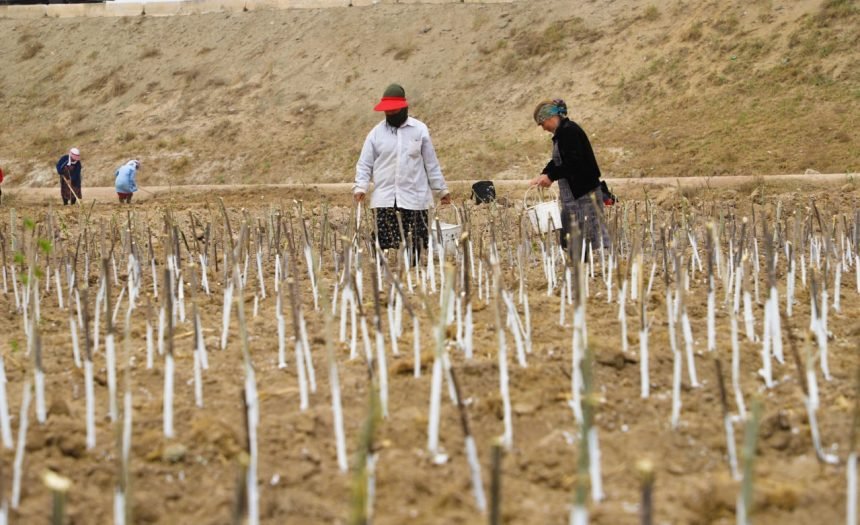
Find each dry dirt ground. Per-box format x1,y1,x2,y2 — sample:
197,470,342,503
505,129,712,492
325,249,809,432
0,0,857,188
1,179,860,524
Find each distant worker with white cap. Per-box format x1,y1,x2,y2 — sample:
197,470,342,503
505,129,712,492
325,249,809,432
114,159,140,203
55,147,82,205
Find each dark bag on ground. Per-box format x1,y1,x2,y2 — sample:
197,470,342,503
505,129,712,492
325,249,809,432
600,180,616,206
471,181,496,204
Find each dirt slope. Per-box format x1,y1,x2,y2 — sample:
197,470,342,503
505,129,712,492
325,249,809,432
0,0,856,188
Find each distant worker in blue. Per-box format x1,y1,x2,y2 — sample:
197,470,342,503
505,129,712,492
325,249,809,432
114,159,140,203
56,147,82,205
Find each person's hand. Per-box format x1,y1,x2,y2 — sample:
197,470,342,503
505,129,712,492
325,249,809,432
530,174,552,188
440,194,452,205
354,192,365,203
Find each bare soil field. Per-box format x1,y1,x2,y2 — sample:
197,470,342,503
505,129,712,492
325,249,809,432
1,179,860,524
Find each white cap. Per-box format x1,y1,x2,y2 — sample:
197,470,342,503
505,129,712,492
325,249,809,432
69,148,81,158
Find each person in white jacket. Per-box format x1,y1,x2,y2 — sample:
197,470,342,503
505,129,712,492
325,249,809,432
114,159,140,203
354,83,451,262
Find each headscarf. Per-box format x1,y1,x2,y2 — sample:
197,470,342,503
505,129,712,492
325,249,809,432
68,147,81,166
533,99,568,125
66,148,81,166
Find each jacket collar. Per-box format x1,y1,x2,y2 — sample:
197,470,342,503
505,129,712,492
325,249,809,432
552,118,572,140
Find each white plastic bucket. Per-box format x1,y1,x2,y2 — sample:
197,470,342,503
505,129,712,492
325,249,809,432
430,206,462,256
525,187,561,234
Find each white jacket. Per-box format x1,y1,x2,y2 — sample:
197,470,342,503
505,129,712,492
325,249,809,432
354,116,449,210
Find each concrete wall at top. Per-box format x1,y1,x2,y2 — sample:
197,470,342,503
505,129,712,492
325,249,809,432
4,4,47,18
0,0,514,19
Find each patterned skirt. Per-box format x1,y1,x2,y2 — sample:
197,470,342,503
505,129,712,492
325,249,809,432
374,206,429,256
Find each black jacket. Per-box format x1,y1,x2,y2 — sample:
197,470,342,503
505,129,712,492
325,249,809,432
56,155,82,186
542,118,601,199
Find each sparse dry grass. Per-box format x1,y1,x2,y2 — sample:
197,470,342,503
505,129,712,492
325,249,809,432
261,60,275,80
32,133,59,148
383,41,417,61
76,66,132,102
140,47,161,59
19,41,43,61
173,67,202,83
290,102,320,126
0,187,17,207
643,5,660,21
471,147,513,173
471,11,490,31
513,17,602,59
105,78,131,101
80,67,121,94
206,119,239,142
498,51,519,73
73,126,96,138
816,0,859,23
43,60,74,82
41,93,60,106
170,156,192,174
712,15,740,35
229,81,262,97
736,38,771,58
478,39,507,56
682,22,704,42
206,77,228,88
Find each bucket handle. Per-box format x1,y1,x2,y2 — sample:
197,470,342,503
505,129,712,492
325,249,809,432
523,185,559,208
431,203,461,225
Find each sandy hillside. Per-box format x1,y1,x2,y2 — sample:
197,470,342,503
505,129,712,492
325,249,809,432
0,0,857,189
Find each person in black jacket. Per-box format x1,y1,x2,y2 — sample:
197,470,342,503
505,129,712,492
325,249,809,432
529,99,610,250
56,147,82,205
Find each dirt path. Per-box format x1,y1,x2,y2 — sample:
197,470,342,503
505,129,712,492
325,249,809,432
3,173,854,204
